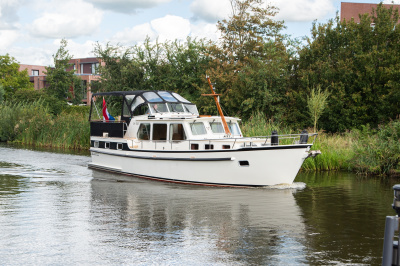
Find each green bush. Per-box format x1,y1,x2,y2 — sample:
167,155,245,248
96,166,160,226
351,121,400,175
63,105,90,116
11,89,68,115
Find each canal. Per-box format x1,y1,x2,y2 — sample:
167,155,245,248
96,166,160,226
0,144,396,264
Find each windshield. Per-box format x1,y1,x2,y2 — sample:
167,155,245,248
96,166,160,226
228,122,241,136
184,104,199,115
149,103,168,114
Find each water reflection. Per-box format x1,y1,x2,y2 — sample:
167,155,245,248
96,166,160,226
90,170,307,264
295,171,395,265
0,144,397,264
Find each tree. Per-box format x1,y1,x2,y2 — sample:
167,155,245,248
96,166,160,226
0,84,4,103
203,0,292,120
307,85,330,132
217,0,285,61
0,54,33,99
294,4,400,131
94,37,210,103
45,39,82,103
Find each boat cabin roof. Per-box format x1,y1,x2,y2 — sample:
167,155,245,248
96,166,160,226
92,90,193,105
90,90,198,120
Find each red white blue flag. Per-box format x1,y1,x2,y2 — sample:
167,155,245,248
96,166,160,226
102,97,115,121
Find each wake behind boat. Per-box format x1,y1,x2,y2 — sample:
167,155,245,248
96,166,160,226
88,81,319,187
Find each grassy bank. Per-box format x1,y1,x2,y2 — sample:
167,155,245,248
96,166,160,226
240,112,354,172
241,112,400,175
0,101,89,150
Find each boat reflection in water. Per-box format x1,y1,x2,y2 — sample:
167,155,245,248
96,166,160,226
90,170,307,264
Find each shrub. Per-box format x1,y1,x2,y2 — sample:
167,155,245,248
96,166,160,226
351,121,400,175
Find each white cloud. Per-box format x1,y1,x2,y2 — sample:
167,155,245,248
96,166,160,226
272,0,335,22
0,30,20,50
190,0,335,24
191,22,220,41
5,44,54,66
190,0,231,22
112,23,156,45
86,0,171,14
4,39,97,66
150,15,191,42
111,15,192,44
62,39,97,60
383,0,400,3
29,0,103,38
0,0,23,29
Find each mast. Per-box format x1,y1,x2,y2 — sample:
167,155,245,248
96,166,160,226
203,76,231,135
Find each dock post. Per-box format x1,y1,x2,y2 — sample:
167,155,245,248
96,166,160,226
382,184,400,266
382,216,399,266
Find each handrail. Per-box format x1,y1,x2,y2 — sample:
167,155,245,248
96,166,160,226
133,133,319,150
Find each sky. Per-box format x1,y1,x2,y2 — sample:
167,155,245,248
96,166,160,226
0,0,398,66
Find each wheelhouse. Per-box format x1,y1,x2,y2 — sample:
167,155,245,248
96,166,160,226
89,90,243,149
89,90,199,123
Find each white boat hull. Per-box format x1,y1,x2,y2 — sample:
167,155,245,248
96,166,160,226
89,145,310,187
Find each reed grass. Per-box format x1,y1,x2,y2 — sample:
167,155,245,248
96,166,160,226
240,111,293,136
301,132,354,171
0,101,90,150
350,122,400,175
241,111,354,172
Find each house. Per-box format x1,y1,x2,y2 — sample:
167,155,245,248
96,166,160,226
341,2,400,23
67,58,103,105
18,64,48,91
19,57,103,105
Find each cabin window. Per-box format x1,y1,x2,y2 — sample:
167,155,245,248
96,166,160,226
228,122,241,135
133,104,149,116
190,122,207,135
123,96,135,117
117,143,123,150
143,92,163,102
205,144,214,150
172,92,190,103
169,124,186,141
153,124,167,141
210,122,224,134
131,96,145,113
105,142,110,149
222,145,230,149
138,123,150,140
191,143,199,150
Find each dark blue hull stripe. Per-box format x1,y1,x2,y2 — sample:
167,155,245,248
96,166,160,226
90,149,233,161
88,164,262,187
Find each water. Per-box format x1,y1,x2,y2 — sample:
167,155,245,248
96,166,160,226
0,144,397,265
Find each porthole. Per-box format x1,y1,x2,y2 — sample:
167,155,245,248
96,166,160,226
239,160,250,167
